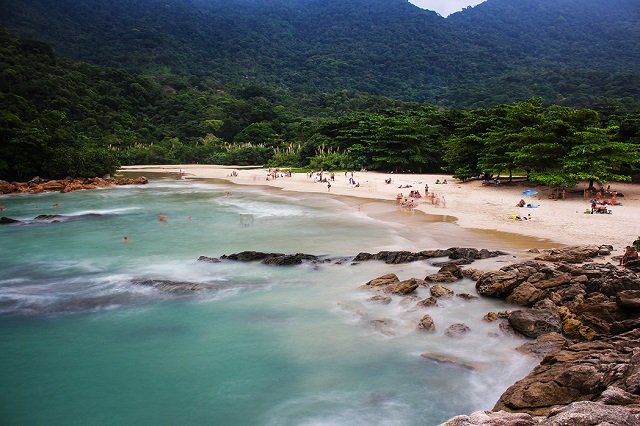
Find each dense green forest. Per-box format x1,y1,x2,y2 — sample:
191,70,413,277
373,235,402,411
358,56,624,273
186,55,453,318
2,30,639,184
1,0,639,108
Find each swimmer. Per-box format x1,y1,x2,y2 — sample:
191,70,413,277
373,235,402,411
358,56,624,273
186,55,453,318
122,236,129,243
158,214,168,222
52,203,59,208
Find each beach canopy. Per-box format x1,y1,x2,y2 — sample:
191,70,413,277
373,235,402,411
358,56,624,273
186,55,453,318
522,189,538,196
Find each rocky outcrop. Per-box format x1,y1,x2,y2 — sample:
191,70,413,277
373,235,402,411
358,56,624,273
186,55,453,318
353,248,507,265
533,245,612,263
494,328,640,416
0,176,148,195
440,245,640,423
442,401,640,425
214,251,320,266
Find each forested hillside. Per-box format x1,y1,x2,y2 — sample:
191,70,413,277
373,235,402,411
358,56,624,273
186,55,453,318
2,29,639,184
1,0,639,108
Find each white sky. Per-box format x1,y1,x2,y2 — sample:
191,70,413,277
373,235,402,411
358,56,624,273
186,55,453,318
408,0,487,17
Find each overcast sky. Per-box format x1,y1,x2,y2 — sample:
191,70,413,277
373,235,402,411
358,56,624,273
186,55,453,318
408,0,487,17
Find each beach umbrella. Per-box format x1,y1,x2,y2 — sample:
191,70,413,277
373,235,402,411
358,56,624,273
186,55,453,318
522,189,538,196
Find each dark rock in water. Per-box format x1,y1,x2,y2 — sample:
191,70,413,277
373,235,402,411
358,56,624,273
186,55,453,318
221,251,276,261
33,214,65,222
432,258,474,266
218,251,319,265
197,256,221,263
0,216,22,224
262,254,307,265
131,279,212,294
444,323,470,338
354,248,506,265
368,295,392,304
420,352,478,370
508,309,561,338
369,319,395,336
425,263,464,282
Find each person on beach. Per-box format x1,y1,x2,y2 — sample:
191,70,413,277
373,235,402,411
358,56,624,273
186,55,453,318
424,184,428,194
327,181,331,192
620,246,638,266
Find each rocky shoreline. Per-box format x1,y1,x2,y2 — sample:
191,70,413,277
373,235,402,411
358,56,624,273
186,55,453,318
0,176,149,194
200,245,640,425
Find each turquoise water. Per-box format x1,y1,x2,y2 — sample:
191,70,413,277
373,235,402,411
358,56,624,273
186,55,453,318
0,179,535,425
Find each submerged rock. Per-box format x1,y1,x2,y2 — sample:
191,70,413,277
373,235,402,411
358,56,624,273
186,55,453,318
444,323,471,338
131,279,212,294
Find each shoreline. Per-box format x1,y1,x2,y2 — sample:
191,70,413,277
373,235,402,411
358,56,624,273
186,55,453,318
120,164,639,261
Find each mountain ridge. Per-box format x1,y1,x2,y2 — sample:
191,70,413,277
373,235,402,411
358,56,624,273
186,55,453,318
1,0,639,107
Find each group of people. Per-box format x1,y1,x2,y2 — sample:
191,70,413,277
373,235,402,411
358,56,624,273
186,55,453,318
620,245,639,266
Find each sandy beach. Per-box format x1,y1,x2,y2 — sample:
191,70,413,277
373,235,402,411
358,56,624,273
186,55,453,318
120,164,639,260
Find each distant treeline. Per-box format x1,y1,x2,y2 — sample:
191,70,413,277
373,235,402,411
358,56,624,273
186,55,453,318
1,30,639,186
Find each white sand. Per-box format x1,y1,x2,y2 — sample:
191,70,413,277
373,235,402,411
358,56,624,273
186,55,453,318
120,164,639,258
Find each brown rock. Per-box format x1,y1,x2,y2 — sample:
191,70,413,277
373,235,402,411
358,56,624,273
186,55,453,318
385,278,421,295
424,271,459,283
430,284,454,298
418,314,435,331
516,332,568,360
508,309,561,338
416,297,437,307
0,180,17,194
365,273,400,287
483,312,498,322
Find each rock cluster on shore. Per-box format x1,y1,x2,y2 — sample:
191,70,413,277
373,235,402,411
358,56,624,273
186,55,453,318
435,245,640,425
0,176,148,194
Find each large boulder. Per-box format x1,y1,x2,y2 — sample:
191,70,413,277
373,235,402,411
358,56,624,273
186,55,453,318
508,309,561,338
494,328,640,416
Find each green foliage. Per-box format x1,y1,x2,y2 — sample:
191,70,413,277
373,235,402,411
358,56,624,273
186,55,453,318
1,0,639,109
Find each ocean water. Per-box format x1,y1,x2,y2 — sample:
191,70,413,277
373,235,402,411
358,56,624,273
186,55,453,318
0,179,536,425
